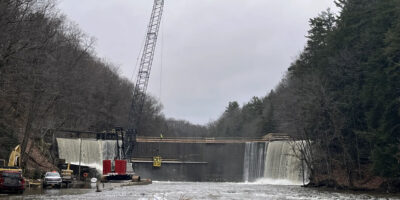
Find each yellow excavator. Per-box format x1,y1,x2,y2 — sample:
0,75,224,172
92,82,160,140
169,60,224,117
0,145,25,193
0,145,22,172
61,163,73,186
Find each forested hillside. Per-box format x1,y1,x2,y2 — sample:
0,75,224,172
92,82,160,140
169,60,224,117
0,0,134,170
0,0,204,172
2,0,399,190
209,0,400,190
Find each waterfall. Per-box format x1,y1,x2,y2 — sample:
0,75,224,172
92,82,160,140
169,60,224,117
262,141,306,185
57,138,119,172
243,142,267,182
243,140,307,185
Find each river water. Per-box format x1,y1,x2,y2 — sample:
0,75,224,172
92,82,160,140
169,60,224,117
1,181,399,200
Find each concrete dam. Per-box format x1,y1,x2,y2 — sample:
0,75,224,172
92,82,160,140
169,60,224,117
56,134,307,183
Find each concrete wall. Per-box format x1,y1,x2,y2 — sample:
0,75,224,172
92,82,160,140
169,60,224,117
132,142,245,181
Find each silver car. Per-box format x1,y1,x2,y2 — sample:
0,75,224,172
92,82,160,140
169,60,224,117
43,172,62,188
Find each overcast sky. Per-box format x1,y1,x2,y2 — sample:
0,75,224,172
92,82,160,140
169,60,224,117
57,0,338,125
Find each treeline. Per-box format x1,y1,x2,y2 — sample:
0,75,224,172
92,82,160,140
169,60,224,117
210,0,399,189
0,0,203,171
0,0,135,169
207,95,276,138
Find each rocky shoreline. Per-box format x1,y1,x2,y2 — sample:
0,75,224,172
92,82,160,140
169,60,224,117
305,178,400,194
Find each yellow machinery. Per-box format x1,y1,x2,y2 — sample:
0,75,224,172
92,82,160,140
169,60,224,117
0,145,22,172
153,156,161,167
61,163,73,175
8,145,21,167
152,133,163,168
61,163,73,184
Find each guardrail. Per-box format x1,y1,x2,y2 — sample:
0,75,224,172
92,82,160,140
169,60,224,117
136,135,291,144
51,129,293,143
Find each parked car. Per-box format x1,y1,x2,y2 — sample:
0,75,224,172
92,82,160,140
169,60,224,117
43,171,62,188
0,170,25,194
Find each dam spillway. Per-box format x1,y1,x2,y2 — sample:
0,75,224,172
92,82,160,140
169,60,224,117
243,141,307,184
243,142,267,182
263,141,306,184
56,135,307,183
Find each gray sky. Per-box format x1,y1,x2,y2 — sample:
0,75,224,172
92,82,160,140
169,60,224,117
57,0,338,125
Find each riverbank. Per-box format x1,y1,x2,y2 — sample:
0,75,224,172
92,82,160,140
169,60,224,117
306,169,400,194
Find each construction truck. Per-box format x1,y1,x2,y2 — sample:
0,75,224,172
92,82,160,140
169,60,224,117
0,145,25,193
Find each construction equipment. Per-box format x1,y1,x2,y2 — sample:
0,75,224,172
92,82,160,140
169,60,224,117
60,163,73,186
153,156,161,167
0,145,24,193
102,0,164,181
7,145,21,168
0,145,22,173
124,0,164,159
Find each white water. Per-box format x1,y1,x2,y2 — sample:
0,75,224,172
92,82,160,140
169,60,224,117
243,141,307,185
17,182,400,200
243,142,267,182
263,141,306,184
57,138,119,172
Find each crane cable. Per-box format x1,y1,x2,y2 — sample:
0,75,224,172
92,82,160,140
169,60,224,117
159,14,164,102
158,13,165,143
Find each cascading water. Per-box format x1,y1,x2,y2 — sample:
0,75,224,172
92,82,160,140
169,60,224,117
243,142,267,182
262,141,306,185
57,138,119,173
243,140,307,185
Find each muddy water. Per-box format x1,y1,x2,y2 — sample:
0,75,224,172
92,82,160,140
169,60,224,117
1,182,399,200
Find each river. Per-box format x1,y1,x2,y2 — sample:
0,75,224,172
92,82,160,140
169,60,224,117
1,181,399,200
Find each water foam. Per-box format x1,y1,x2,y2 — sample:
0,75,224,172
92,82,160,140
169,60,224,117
254,178,303,185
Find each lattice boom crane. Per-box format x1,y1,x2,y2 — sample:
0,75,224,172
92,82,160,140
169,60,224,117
124,0,164,159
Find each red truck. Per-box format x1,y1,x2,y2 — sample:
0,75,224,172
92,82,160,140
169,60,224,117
0,170,25,194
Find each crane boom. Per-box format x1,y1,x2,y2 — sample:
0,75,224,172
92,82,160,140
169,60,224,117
124,0,164,158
